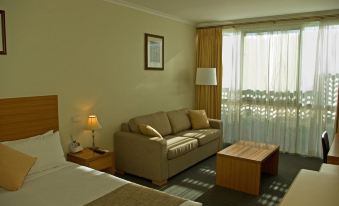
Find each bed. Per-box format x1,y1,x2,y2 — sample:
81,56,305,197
0,95,201,206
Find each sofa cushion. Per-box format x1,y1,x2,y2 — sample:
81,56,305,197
138,124,163,138
188,110,210,129
167,109,191,134
129,112,172,136
175,129,220,146
165,136,198,160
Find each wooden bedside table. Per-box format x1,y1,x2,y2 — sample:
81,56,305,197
67,148,115,174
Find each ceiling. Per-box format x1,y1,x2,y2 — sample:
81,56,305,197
108,0,339,26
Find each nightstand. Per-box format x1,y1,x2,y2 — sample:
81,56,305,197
67,148,115,174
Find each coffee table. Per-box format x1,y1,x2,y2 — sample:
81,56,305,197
216,140,279,195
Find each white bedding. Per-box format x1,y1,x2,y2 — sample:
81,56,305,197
0,162,201,206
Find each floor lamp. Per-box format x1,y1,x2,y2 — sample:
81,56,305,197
195,68,217,117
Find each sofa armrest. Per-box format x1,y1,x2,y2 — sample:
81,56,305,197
114,131,168,181
120,123,130,132
208,119,224,149
209,118,223,129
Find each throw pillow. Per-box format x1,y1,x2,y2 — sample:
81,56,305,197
0,143,37,191
188,110,210,129
138,124,163,138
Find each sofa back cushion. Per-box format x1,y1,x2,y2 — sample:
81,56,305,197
129,112,172,136
167,109,191,134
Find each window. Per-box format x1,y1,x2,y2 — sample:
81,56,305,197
221,22,339,157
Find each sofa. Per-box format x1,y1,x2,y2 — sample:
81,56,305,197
114,109,223,186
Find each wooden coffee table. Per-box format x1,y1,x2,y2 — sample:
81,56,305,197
216,141,279,195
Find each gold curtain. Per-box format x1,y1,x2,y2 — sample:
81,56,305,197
336,87,339,133
195,27,222,119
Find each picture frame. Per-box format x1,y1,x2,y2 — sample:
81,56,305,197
0,10,6,55
145,33,164,70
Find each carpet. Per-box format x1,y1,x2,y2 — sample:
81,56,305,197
116,153,322,206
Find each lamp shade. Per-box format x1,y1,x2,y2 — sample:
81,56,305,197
87,115,102,130
195,68,217,85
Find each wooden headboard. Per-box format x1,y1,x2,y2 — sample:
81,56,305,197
0,95,59,141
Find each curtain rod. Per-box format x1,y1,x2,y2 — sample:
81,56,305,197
197,13,339,29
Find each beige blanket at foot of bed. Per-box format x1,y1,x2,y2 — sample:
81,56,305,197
85,183,186,206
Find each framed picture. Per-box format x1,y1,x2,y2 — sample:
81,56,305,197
0,10,6,55
145,33,164,70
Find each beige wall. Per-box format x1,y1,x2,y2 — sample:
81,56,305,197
0,0,196,152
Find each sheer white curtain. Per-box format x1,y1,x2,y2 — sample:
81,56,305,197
222,21,339,157
298,23,339,156
222,30,242,144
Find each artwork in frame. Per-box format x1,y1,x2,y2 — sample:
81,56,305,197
0,10,6,55
145,33,164,70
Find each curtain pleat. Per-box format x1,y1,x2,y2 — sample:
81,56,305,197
336,87,339,133
195,27,222,119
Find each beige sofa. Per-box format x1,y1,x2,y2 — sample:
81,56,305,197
114,109,223,186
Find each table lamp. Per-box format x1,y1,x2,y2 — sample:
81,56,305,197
87,114,102,149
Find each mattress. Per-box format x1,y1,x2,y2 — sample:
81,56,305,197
0,162,201,206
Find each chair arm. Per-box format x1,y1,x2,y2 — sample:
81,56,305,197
114,131,168,181
209,118,223,129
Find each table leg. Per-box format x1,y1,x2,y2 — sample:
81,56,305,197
262,149,279,176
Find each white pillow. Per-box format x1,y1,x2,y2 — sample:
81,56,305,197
2,130,53,146
2,131,66,175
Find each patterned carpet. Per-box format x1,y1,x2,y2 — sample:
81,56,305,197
116,152,322,206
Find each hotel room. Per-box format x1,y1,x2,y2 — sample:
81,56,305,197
0,0,339,205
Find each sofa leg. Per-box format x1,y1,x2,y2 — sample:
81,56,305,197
152,179,167,186
115,169,125,175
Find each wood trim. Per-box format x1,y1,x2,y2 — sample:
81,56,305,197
0,95,59,141
144,33,164,70
0,10,7,55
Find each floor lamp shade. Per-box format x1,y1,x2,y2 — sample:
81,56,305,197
196,68,217,85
